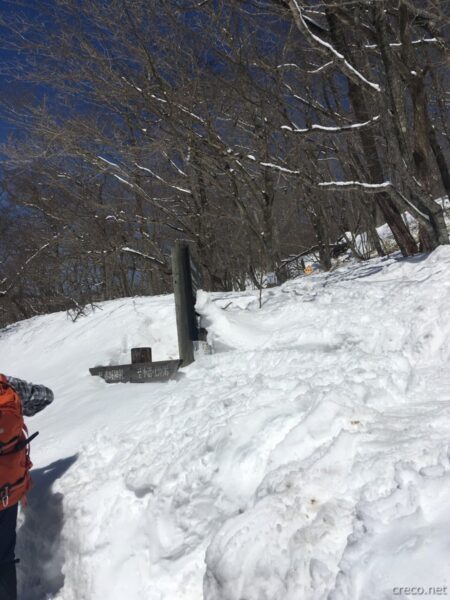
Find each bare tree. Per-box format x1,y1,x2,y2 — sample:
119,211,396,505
0,0,448,326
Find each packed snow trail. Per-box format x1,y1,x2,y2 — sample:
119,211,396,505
0,248,449,599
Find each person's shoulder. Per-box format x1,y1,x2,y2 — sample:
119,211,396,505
4,375,22,386
4,376,29,394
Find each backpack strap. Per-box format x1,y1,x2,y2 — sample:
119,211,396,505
14,431,39,452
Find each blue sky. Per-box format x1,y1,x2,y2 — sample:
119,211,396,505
0,0,50,143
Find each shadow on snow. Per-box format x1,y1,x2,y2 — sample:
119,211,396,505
16,455,78,600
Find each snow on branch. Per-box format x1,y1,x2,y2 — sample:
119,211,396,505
282,82,331,116
282,115,380,134
324,172,431,222
97,157,135,189
98,156,121,169
317,180,432,221
135,163,192,194
175,104,206,125
121,247,166,266
260,162,301,175
0,231,66,297
150,94,168,104
121,76,143,94
288,0,381,92
308,61,334,74
391,189,430,221
246,155,302,176
113,174,135,188
162,152,188,177
99,154,191,195
365,38,438,50
318,180,392,192
95,158,190,231
276,63,302,70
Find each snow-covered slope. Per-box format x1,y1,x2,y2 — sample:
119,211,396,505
1,248,449,600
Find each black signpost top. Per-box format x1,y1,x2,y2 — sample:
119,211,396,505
172,241,200,366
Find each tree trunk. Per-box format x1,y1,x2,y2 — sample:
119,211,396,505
310,209,332,271
325,6,419,257
374,1,448,250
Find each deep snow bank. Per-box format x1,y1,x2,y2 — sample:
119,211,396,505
1,248,449,600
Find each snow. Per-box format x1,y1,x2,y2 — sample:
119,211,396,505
308,61,333,74
121,247,165,266
259,162,301,175
282,115,380,134
113,174,134,188
319,180,391,189
97,156,120,169
276,63,301,70
289,0,381,92
1,246,450,600
365,38,438,49
135,163,192,194
150,94,168,104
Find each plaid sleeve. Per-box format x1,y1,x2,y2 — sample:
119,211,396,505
6,376,54,417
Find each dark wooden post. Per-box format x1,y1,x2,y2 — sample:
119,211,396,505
172,241,199,367
131,347,152,364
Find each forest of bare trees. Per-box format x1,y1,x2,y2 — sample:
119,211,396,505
0,0,448,327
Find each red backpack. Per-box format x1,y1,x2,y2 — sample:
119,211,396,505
0,374,37,510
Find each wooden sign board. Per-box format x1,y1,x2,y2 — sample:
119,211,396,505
90,359,181,384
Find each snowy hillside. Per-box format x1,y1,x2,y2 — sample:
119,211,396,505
1,247,450,600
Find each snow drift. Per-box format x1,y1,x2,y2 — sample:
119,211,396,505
1,247,449,600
